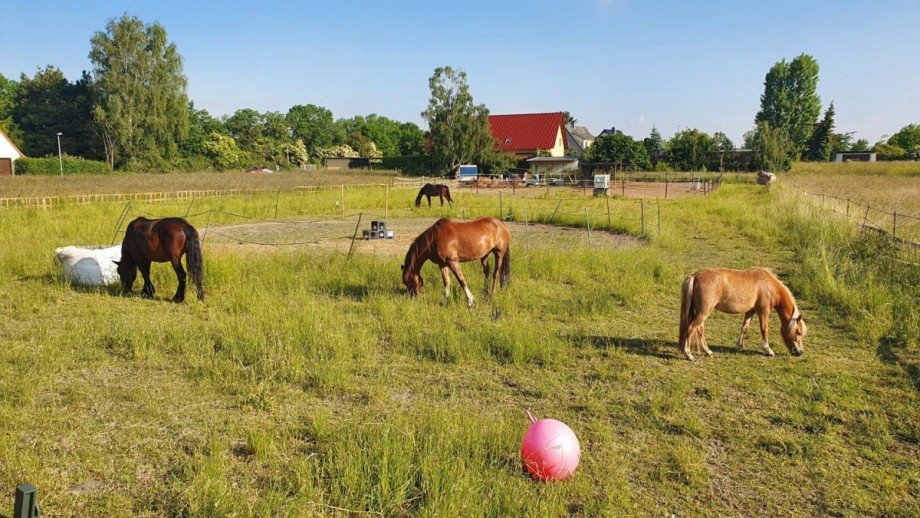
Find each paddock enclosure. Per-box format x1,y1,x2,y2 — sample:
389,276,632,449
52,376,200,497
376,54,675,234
0,170,917,516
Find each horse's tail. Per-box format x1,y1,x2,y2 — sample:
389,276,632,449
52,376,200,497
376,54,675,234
678,275,695,351
444,186,453,206
184,224,205,300
500,247,511,288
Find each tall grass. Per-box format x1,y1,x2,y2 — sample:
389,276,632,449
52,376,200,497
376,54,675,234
0,179,917,515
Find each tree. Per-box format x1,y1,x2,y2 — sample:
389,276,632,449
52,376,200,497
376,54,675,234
397,122,426,156
90,14,189,168
755,54,821,157
287,104,340,154
202,131,242,170
223,108,264,151
874,142,906,160
888,124,920,159
712,131,734,152
11,66,99,159
667,129,715,171
585,133,651,169
643,127,665,165
805,102,835,161
850,139,870,152
833,131,855,153
751,121,793,171
563,111,577,127
421,66,496,174
0,73,17,136
181,103,225,157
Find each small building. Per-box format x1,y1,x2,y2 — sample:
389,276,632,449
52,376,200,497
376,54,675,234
488,112,566,160
526,156,579,174
0,129,24,175
834,152,876,162
325,157,372,170
564,125,596,155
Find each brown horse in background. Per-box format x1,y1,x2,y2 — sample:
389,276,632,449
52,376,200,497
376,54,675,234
678,267,806,360
401,217,510,307
415,183,454,207
115,217,204,302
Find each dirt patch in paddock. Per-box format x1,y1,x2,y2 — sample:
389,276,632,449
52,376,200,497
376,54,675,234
206,218,639,256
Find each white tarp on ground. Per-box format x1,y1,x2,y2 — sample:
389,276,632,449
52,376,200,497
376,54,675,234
55,245,122,286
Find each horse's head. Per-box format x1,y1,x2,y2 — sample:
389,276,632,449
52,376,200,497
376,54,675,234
401,264,423,297
781,312,807,356
113,259,136,294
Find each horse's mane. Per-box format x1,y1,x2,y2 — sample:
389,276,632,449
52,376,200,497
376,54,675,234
404,219,449,272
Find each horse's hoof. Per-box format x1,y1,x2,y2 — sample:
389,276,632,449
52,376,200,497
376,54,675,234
686,354,695,361
705,351,713,357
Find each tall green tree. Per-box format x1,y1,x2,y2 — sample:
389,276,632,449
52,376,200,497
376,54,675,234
755,54,821,157
421,66,495,174
712,131,734,152
0,73,17,137
643,127,665,165
89,14,189,168
222,108,263,151
667,129,715,171
888,124,920,159
180,103,225,157
11,66,99,159
287,104,341,154
585,133,651,169
751,121,793,171
805,102,835,161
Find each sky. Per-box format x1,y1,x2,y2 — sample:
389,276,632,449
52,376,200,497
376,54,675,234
1,0,918,144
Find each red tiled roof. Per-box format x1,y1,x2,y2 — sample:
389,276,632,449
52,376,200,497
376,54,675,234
488,112,564,152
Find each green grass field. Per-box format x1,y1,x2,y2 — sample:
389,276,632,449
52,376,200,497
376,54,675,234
0,172,918,516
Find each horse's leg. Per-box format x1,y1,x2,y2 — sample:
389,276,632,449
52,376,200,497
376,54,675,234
440,266,451,303
447,260,474,308
758,309,775,357
698,322,712,356
480,256,491,295
683,308,711,361
490,249,502,296
439,193,444,207
171,259,187,303
139,260,154,299
737,310,755,350
427,194,432,207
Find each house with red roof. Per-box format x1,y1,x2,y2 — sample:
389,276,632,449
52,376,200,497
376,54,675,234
487,112,567,160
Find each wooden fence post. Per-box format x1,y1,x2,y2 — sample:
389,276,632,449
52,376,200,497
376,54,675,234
622,180,626,197
385,184,389,219
341,184,345,218
550,200,562,223
640,199,645,235
893,211,897,241
606,195,611,228
585,207,591,244
657,200,661,236
347,213,363,259
499,190,503,219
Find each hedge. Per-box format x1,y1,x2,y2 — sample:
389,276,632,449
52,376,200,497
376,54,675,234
16,155,111,175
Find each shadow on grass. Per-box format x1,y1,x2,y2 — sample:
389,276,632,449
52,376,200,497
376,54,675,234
877,340,920,394
579,335,674,359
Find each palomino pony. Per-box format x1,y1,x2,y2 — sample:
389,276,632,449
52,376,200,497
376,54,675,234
415,183,454,208
115,217,204,302
401,217,510,307
678,267,806,360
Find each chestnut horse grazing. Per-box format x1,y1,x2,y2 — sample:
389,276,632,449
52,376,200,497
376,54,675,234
678,267,806,360
401,217,510,307
116,217,204,302
415,183,454,207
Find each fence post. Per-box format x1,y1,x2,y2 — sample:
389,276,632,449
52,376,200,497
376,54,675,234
862,205,870,232
499,190,503,219
347,213,364,259
606,195,611,228
585,206,591,244
893,211,897,241
640,199,645,235
664,179,669,199
622,179,626,197
550,200,562,223
657,200,661,236
14,483,39,518
846,198,850,217
341,184,345,218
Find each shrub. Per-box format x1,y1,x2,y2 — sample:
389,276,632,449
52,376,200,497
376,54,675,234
16,155,111,175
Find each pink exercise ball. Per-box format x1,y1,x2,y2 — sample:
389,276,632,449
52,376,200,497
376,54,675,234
520,411,581,481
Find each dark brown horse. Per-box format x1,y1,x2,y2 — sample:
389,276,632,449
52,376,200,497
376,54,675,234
115,217,204,302
401,217,510,307
415,183,454,207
